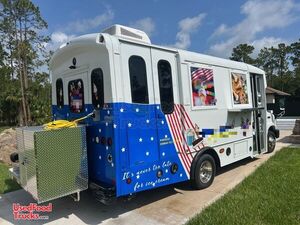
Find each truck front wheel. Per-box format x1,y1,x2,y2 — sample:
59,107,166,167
267,130,276,153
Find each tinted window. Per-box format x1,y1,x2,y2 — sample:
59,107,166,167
91,68,104,109
68,79,84,113
56,78,64,109
158,60,174,114
129,56,149,104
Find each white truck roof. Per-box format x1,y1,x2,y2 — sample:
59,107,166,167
50,24,265,75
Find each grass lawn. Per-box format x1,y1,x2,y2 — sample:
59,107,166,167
0,163,20,194
187,147,300,225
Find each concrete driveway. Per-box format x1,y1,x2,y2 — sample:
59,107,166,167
0,130,296,225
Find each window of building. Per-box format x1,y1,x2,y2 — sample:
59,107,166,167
129,56,149,104
158,60,174,114
68,79,84,113
191,67,216,107
91,68,104,109
56,78,64,109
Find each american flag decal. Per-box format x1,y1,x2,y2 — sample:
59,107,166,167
165,104,205,178
191,67,213,83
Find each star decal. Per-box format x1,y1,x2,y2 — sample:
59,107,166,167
113,124,117,128
139,138,143,142
128,123,132,128
120,108,124,112
121,147,126,152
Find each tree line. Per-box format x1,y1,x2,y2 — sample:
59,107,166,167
0,0,51,126
230,42,300,96
0,0,299,126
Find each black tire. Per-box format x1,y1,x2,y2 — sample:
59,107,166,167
192,154,216,189
10,152,19,163
267,130,276,153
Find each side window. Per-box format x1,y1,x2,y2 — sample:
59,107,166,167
129,56,149,104
158,60,174,114
191,67,216,107
231,72,249,105
91,68,104,109
56,78,64,109
68,79,84,113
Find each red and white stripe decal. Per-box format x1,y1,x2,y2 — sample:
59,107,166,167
165,104,201,178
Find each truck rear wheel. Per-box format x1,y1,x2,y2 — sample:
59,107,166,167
192,154,216,189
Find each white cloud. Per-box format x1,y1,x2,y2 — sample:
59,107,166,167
210,24,228,38
251,37,287,56
174,13,206,49
130,17,155,36
51,32,75,44
65,8,114,33
209,0,300,57
46,32,76,51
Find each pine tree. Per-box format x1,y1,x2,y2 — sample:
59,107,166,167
0,0,49,125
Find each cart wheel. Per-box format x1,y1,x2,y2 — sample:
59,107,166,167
192,154,216,189
267,130,276,153
10,152,19,163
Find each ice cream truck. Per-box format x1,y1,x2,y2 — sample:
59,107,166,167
10,24,279,203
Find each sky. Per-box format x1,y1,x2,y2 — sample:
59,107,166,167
32,0,300,58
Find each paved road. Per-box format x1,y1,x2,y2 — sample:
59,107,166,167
0,130,297,225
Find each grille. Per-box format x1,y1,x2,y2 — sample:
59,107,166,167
16,126,88,203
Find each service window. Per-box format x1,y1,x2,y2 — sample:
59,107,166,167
56,78,64,109
231,72,249,105
91,68,104,109
68,79,84,113
190,66,216,107
158,60,174,114
129,56,149,104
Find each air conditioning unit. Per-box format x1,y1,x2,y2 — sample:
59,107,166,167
102,24,151,44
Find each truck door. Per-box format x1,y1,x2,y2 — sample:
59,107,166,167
120,42,160,166
150,48,183,159
250,73,266,154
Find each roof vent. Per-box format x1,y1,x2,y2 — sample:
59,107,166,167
102,24,151,44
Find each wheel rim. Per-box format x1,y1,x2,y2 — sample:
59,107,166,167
199,160,213,184
268,135,276,150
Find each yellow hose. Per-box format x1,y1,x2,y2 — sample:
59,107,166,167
43,112,95,130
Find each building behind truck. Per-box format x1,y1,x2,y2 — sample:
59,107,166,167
10,24,279,203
